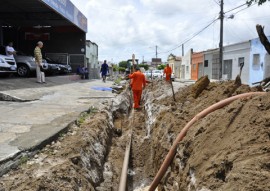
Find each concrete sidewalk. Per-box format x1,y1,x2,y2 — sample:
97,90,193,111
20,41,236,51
0,77,115,172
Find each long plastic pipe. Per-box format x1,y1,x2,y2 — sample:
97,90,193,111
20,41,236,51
119,132,132,191
148,92,266,191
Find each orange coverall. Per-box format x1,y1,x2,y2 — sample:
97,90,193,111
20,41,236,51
164,66,172,81
129,71,146,109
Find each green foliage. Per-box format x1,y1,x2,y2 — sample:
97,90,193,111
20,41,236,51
20,155,29,165
118,67,126,72
118,61,128,68
113,65,118,72
157,64,166,70
138,64,149,71
247,0,269,6
114,77,122,85
76,106,98,126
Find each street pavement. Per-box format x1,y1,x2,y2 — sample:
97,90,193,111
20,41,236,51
0,76,115,164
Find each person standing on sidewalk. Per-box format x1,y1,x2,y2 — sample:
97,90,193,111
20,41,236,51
34,41,46,83
128,67,146,110
163,64,172,82
100,60,109,82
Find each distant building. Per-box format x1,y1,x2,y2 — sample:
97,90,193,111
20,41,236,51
191,51,204,80
181,49,193,79
151,58,162,67
202,36,270,86
85,40,99,79
203,49,219,80
167,53,182,78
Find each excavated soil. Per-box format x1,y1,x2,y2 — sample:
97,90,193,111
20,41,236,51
0,79,269,191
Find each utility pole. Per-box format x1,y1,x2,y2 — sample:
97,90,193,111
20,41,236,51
182,44,184,56
219,0,224,79
155,45,158,58
155,45,158,67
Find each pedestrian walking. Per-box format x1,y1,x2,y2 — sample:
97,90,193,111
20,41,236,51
128,67,146,110
163,64,172,82
34,41,46,83
100,60,109,82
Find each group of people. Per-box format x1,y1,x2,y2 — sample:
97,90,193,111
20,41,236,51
5,41,46,83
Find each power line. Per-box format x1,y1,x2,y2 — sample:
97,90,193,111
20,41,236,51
224,2,248,14
232,2,257,16
159,18,219,55
213,0,220,6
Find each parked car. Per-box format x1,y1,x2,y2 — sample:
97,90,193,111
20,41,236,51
15,51,60,77
152,70,163,79
143,71,151,78
14,51,37,77
0,46,61,77
44,57,72,74
0,54,17,77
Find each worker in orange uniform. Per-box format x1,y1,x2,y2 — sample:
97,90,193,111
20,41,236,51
128,67,146,110
163,64,172,81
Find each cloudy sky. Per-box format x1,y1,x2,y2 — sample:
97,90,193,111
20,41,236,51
71,0,270,64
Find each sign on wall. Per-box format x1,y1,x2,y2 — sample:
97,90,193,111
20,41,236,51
41,0,87,33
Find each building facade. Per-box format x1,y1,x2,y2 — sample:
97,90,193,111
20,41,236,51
167,54,182,78
223,41,251,84
181,49,193,79
191,52,204,80
86,40,99,79
249,37,270,85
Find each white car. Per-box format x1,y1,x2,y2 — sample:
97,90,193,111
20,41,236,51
0,54,17,76
152,70,163,79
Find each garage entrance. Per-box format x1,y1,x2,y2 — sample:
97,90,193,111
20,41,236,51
0,0,88,72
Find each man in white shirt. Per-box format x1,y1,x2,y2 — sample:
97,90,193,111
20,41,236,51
6,42,16,58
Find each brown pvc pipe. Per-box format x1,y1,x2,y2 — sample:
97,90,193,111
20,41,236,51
119,132,132,191
149,92,266,191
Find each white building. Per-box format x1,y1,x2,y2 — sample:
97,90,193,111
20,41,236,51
223,41,250,84
86,40,99,79
181,49,192,79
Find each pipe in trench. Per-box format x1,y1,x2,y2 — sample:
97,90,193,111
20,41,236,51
148,92,266,191
118,131,132,191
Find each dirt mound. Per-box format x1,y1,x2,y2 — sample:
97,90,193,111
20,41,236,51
146,81,269,190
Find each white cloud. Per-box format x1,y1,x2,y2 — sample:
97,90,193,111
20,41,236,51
71,0,270,63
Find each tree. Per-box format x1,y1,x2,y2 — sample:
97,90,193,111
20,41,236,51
157,64,166,70
118,67,126,72
138,64,149,71
256,25,270,54
118,61,127,68
247,0,269,6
